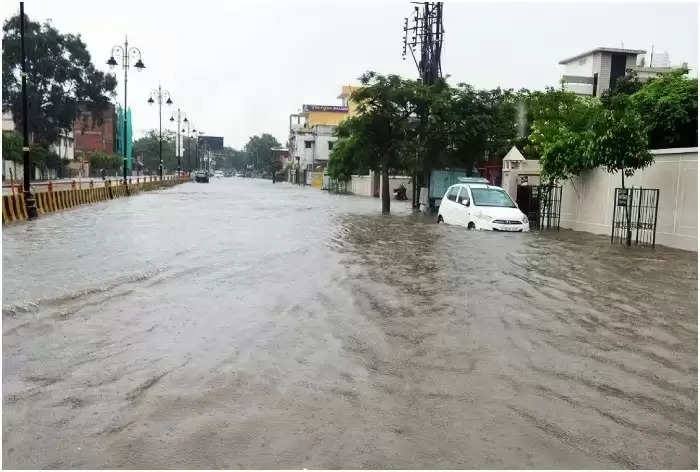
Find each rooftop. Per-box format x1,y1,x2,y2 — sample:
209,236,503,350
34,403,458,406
559,47,646,65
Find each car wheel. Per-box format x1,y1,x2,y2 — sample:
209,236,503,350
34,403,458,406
437,215,444,224
467,222,476,230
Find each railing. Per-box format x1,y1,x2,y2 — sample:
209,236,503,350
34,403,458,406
2,173,191,224
2,174,189,195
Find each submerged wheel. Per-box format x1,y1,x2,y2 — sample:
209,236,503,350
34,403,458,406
467,222,476,230
437,215,444,224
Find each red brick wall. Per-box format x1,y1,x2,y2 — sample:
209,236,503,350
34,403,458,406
73,105,115,155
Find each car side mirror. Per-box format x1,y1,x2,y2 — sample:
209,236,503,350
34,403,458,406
462,198,470,206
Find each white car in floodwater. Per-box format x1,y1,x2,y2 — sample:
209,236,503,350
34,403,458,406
437,177,529,232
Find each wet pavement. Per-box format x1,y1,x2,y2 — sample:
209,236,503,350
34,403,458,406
2,178,697,469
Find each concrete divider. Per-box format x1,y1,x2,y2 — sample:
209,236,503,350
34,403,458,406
3,175,190,224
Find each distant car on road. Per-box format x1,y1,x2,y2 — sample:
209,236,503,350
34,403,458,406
437,177,529,231
235,172,243,177
214,170,224,178
195,170,209,183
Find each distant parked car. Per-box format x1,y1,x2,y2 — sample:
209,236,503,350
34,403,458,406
437,177,529,231
214,170,224,178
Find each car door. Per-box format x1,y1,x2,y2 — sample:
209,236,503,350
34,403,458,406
442,186,459,224
453,186,471,226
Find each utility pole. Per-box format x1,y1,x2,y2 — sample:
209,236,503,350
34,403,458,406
403,2,444,85
170,109,186,175
19,2,37,218
402,2,445,208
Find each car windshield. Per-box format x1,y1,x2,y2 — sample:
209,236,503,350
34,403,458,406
470,188,515,207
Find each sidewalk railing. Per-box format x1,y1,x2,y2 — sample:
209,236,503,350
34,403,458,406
3,174,191,224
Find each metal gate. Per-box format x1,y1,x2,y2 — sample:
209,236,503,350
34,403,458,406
611,187,659,247
516,185,562,231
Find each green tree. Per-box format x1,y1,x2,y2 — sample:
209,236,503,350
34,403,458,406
244,133,281,172
589,106,653,188
528,90,599,182
531,90,651,186
599,71,644,111
214,146,246,171
133,130,176,174
88,152,121,176
2,131,23,162
629,70,698,148
346,72,421,214
2,14,117,147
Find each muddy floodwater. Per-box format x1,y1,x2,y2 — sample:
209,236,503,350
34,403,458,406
3,178,697,469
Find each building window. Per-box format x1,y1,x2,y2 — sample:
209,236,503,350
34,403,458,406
328,141,334,151
304,141,312,149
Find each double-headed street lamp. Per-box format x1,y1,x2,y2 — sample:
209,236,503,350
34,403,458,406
170,109,187,175
107,36,145,183
181,121,195,172
195,130,205,171
147,84,172,180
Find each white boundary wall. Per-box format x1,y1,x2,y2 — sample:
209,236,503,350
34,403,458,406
349,175,372,196
560,148,697,251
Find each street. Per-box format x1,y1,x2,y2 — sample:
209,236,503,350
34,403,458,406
2,178,697,469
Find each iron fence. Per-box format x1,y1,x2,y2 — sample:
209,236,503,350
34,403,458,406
611,187,659,248
516,184,562,231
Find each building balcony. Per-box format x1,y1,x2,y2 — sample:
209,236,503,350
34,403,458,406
561,75,594,95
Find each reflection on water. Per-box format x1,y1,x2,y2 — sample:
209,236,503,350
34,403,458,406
3,179,697,469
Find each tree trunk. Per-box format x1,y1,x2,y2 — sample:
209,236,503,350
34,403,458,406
381,165,390,215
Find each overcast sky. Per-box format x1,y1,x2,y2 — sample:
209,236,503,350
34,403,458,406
2,0,697,149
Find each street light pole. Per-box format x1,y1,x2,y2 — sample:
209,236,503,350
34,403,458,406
170,109,187,175
181,119,191,172
108,36,145,184
19,2,37,218
148,84,172,180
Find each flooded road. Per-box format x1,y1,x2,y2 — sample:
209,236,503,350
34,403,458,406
3,178,697,469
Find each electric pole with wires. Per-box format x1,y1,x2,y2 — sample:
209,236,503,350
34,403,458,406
402,2,444,208
403,2,444,85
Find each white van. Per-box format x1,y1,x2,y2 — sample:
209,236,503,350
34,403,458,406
437,178,529,232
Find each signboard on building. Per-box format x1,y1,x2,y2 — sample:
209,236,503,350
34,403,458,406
302,105,349,113
199,136,224,151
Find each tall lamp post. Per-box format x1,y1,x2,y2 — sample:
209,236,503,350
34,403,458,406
19,2,37,218
170,109,187,175
195,131,204,171
107,36,145,183
181,120,192,172
147,84,172,180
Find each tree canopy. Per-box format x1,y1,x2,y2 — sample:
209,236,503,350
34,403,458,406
2,131,23,162
2,13,117,147
133,130,177,174
329,68,695,211
88,152,121,176
244,133,282,172
531,90,651,185
628,70,698,149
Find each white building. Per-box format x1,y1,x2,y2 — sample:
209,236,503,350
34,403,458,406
289,114,343,173
559,47,645,96
2,109,75,180
287,88,355,180
560,47,690,97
